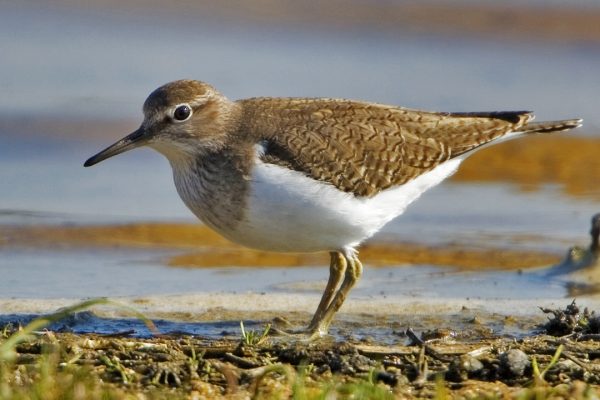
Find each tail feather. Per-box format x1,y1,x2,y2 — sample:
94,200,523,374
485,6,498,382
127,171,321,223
521,118,583,134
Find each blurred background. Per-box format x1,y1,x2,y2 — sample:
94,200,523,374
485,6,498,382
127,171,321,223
1,1,599,327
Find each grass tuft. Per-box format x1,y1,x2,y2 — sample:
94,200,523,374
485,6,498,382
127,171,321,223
240,321,271,346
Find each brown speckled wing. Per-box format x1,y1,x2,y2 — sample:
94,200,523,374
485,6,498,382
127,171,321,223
238,98,531,197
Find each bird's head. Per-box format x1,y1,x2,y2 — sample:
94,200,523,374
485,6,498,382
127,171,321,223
84,80,240,167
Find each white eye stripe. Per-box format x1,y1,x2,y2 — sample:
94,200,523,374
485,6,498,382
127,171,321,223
191,95,209,105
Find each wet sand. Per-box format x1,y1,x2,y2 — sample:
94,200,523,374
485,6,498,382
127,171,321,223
0,294,593,341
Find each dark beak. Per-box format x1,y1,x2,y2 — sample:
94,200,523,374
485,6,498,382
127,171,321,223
84,128,147,167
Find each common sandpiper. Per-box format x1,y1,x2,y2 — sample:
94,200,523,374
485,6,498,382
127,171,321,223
84,80,582,337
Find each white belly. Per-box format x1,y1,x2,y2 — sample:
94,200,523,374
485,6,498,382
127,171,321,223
225,158,463,252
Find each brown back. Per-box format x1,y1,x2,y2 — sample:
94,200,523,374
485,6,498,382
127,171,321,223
239,98,531,197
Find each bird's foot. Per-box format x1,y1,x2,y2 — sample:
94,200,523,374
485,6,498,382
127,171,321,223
268,317,327,341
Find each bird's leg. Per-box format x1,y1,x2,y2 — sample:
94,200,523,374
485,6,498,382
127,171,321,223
309,249,363,337
307,251,346,332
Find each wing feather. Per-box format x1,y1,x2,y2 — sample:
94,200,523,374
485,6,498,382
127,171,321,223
239,98,531,197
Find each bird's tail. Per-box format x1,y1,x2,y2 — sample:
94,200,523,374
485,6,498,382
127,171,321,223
520,118,583,134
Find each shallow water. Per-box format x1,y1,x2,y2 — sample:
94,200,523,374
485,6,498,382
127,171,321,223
0,248,568,300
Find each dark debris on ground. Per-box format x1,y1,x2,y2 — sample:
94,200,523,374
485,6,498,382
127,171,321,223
1,301,600,397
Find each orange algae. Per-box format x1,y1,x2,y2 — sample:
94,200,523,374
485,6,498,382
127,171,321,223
1,223,560,270
453,135,600,199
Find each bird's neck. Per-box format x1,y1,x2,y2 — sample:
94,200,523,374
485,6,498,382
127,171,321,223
150,140,202,167
169,144,253,233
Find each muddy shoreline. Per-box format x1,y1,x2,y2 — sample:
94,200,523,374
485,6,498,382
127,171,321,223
2,302,600,398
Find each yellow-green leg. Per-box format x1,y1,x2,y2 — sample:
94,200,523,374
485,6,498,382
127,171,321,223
309,250,363,336
307,251,346,333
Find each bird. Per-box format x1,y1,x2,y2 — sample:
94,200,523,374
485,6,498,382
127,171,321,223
84,79,582,337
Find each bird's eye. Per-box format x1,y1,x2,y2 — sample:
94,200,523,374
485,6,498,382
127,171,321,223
173,104,192,121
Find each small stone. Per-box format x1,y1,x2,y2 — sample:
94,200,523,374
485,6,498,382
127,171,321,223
500,349,530,377
447,354,484,381
375,370,399,386
421,328,456,341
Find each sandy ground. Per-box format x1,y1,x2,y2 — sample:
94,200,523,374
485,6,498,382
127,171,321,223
1,293,590,320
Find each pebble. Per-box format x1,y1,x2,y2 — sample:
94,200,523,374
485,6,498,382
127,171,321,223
447,354,484,381
500,349,530,377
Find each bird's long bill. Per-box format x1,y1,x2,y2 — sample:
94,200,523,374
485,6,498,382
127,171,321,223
84,128,146,167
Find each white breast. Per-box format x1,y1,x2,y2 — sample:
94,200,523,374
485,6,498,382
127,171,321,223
225,157,464,253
